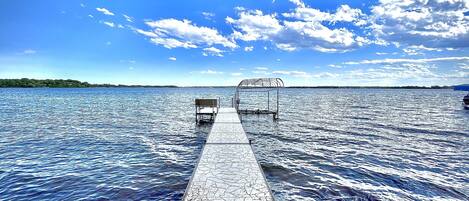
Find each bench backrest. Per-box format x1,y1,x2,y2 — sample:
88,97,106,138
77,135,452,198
195,99,218,108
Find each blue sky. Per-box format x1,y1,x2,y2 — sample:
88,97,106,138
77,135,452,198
0,0,468,86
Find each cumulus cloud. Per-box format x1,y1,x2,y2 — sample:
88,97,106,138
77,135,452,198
96,7,114,16
226,9,282,41
283,4,367,26
370,0,469,48
227,4,370,52
203,47,224,57
136,19,236,49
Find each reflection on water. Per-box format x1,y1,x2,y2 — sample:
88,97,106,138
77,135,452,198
0,88,468,200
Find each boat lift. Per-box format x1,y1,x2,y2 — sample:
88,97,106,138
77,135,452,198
234,78,284,119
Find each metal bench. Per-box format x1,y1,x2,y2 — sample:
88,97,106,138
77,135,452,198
195,99,219,123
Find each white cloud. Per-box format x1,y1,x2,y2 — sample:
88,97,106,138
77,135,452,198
328,64,343,68
252,67,271,75
376,52,388,55
88,14,94,18
227,5,369,53
138,19,236,49
255,67,268,70
244,46,254,51
283,4,366,26
370,0,469,48
80,3,85,8
168,57,177,61
117,24,124,29
202,12,215,20
226,9,282,41
272,70,311,78
345,63,438,80
458,63,469,70
231,72,243,76
134,28,158,38
333,5,367,26
311,63,468,85
311,72,339,78
252,70,271,75
289,0,305,8
344,56,469,65
402,45,445,55
200,69,223,74
96,7,114,16
123,14,133,22
23,49,36,54
203,47,224,57
103,21,115,28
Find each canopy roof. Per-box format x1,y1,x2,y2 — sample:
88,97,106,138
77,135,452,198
454,84,469,91
237,78,284,89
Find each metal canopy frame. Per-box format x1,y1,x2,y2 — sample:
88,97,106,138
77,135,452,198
234,78,284,119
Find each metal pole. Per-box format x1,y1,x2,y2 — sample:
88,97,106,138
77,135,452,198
276,88,279,119
267,91,270,111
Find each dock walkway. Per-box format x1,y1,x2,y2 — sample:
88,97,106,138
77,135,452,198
183,108,274,200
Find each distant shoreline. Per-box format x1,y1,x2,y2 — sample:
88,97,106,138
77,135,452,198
0,78,456,89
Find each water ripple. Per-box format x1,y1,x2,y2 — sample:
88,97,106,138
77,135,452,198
0,88,468,200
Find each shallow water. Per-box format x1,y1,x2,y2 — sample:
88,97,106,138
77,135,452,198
0,88,468,200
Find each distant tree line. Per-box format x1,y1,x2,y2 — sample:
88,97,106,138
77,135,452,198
0,78,178,88
0,78,91,88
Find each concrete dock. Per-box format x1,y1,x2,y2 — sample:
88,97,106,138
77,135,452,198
183,108,274,200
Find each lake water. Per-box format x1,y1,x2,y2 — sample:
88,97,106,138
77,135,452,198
0,88,468,200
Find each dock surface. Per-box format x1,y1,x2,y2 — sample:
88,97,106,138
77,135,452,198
184,108,274,200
